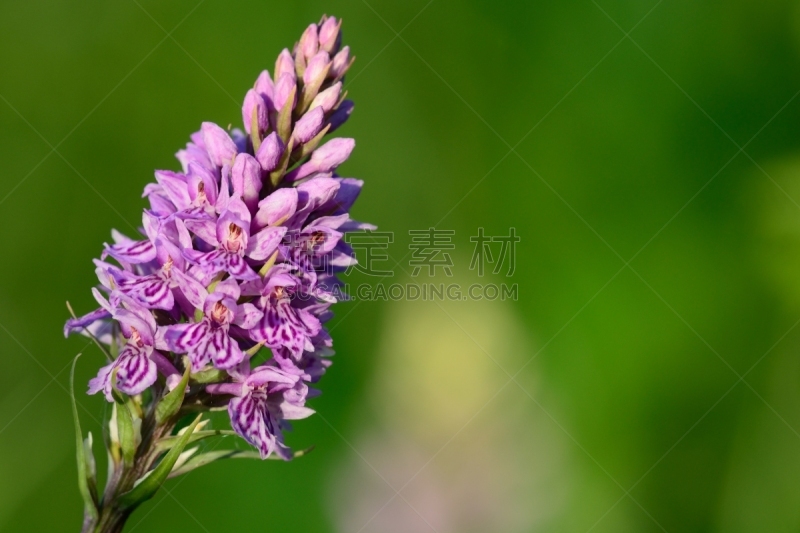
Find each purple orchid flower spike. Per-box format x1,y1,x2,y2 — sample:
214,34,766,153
183,196,286,281
64,17,372,530
208,363,313,459
164,278,262,371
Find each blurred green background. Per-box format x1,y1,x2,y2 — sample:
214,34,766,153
3,0,800,531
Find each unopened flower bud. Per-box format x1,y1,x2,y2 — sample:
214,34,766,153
255,132,284,172
303,51,331,88
298,24,319,60
273,73,297,112
201,122,237,167
254,70,274,109
287,137,355,181
231,153,262,212
319,16,342,54
275,49,296,81
292,107,325,144
311,137,354,171
330,46,352,79
242,89,268,135
254,187,298,229
310,82,342,113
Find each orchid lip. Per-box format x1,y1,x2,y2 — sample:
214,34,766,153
211,302,231,324
225,223,245,252
128,327,143,347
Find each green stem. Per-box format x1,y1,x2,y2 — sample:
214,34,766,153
80,402,177,533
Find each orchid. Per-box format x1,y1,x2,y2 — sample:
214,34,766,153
64,15,367,532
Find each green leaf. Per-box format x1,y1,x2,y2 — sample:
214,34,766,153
168,446,313,478
155,429,238,452
156,362,191,425
70,354,98,520
190,367,228,384
115,400,136,467
83,432,97,490
118,414,203,510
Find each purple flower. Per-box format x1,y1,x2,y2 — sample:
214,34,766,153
249,264,321,357
87,292,177,401
183,197,286,281
164,278,262,371
208,363,313,459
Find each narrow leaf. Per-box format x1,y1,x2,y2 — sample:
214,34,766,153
118,414,203,510
83,432,97,493
116,398,136,467
190,367,228,384
168,446,314,478
156,362,191,425
70,354,98,520
155,429,238,452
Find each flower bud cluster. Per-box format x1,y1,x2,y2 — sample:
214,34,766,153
65,16,368,459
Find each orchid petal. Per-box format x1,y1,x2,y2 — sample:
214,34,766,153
246,226,287,261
